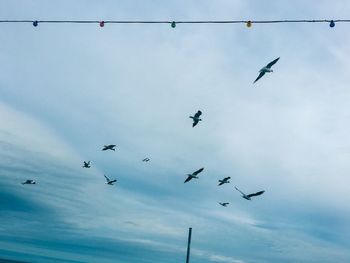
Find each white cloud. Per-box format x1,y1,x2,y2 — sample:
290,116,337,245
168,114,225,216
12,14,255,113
1,1,350,262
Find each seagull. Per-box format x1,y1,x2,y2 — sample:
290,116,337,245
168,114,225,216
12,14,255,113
254,57,280,84
218,176,231,186
142,158,150,162
22,179,36,185
234,186,265,200
219,202,229,207
102,144,117,151
82,161,91,168
189,110,202,127
184,167,204,183
104,175,117,185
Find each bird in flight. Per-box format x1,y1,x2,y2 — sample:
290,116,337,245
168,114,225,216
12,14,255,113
82,161,91,168
254,57,280,83
22,179,36,185
142,158,150,162
234,186,265,200
219,202,229,207
104,175,117,185
189,110,202,127
218,176,231,186
184,167,204,183
102,145,117,151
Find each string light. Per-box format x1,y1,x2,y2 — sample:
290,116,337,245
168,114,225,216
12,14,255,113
0,19,349,28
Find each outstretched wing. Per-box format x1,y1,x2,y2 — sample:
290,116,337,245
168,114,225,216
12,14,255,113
192,119,199,127
104,175,110,182
266,57,280,68
246,190,265,198
254,71,265,83
234,186,245,196
184,176,192,183
218,181,224,186
193,167,204,175
194,110,202,118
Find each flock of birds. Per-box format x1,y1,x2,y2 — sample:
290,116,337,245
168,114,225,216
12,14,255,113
183,58,281,205
20,57,282,205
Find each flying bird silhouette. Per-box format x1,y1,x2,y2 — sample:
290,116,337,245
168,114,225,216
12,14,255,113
189,110,202,127
219,202,229,207
218,176,231,186
234,186,265,200
142,158,150,162
82,161,91,168
184,167,204,183
254,57,280,83
104,175,117,185
102,145,117,151
22,179,36,185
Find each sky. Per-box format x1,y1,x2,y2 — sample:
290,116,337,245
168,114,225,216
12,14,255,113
1,0,350,262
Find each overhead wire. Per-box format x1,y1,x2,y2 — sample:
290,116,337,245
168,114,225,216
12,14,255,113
0,19,348,25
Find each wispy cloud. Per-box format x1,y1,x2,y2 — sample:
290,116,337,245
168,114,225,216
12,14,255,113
1,1,350,262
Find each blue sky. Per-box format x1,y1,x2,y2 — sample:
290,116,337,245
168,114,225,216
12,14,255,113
1,1,350,262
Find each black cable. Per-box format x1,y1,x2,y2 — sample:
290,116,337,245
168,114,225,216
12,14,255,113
0,19,349,25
